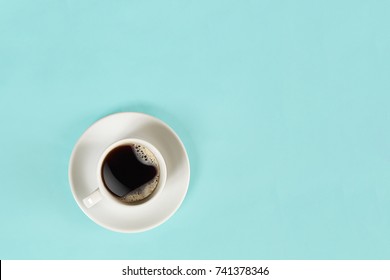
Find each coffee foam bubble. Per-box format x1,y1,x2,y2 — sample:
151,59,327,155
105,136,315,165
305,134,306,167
120,175,159,203
133,144,158,167
120,144,160,203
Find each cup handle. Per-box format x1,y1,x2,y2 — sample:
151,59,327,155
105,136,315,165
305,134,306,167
83,189,102,208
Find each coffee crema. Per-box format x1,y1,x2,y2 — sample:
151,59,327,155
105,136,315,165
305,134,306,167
101,143,160,204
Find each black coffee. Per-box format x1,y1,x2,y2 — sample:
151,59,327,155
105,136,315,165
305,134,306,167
101,144,160,203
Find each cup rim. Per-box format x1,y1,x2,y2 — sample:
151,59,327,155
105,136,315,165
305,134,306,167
96,138,167,207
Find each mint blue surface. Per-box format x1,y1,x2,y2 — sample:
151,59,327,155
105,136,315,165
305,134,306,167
1,0,389,259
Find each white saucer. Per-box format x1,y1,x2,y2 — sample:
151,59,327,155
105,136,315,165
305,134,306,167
68,112,190,233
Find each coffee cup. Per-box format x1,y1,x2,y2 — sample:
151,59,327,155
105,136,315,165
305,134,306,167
83,138,167,208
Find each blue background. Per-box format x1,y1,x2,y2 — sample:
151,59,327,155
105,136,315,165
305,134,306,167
0,0,389,259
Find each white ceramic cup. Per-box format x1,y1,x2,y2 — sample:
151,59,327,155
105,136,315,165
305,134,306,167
83,138,167,208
